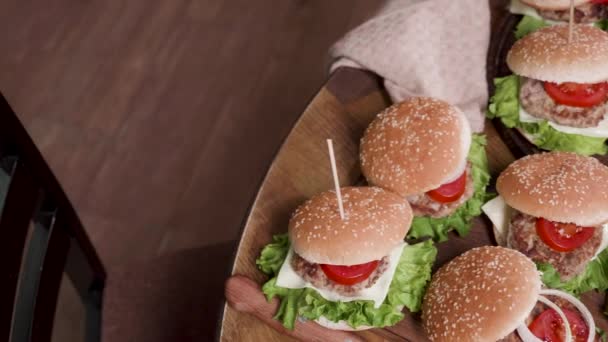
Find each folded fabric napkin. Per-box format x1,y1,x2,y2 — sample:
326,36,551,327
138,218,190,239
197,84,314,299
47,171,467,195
330,0,491,132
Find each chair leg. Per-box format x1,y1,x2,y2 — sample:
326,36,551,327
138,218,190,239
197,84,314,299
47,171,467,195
84,278,104,342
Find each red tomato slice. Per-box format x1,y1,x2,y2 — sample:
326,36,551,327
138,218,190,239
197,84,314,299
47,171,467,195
528,307,589,342
591,0,608,4
544,82,608,108
426,170,467,203
536,218,595,252
320,261,379,286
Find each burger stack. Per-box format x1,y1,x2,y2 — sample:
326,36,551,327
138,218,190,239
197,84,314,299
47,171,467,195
509,0,608,38
489,24,608,155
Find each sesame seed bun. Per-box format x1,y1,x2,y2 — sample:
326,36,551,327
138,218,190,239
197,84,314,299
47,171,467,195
497,152,608,227
507,24,608,84
422,246,542,342
360,97,472,196
520,0,589,10
288,186,412,265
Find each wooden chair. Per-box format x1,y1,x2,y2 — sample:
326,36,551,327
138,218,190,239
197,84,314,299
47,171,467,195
0,93,106,342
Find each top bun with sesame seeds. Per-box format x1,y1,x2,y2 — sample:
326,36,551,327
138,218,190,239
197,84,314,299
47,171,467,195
520,0,588,10
288,186,412,265
507,24,608,84
497,152,608,227
359,97,472,196
422,246,542,342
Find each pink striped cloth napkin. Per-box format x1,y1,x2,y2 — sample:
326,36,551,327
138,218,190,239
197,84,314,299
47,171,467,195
331,0,491,132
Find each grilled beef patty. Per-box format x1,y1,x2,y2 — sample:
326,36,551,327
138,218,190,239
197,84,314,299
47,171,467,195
406,163,474,218
520,77,608,128
538,2,607,23
507,210,602,280
291,252,389,296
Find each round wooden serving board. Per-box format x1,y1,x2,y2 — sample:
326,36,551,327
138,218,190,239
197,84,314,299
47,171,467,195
220,6,608,342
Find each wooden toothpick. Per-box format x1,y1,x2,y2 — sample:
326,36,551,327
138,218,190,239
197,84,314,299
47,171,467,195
568,0,575,44
326,139,345,220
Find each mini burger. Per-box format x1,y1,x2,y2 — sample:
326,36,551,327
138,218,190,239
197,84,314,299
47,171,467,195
360,97,490,242
510,0,608,38
255,186,437,330
488,24,608,155
422,246,597,342
482,152,608,294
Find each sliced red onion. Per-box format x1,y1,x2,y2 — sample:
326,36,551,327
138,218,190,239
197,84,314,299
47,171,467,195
516,322,543,342
537,295,572,342
540,289,595,342
516,289,596,342
516,295,572,342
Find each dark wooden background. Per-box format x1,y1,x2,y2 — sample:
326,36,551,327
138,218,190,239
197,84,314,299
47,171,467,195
0,1,383,340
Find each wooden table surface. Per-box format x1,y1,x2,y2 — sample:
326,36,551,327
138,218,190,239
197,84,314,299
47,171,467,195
0,1,383,341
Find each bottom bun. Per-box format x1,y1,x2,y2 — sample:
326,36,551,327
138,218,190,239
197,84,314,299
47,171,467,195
313,317,372,331
515,127,538,148
312,305,404,331
493,225,508,247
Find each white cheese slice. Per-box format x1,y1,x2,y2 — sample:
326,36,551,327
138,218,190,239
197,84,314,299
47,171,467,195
598,225,608,256
482,195,608,259
276,242,406,308
482,196,513,246
519,105,608,138
510,0,543,20
518,105,545,124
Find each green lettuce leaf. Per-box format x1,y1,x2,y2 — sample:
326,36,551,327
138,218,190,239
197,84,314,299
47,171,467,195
407,134,491,242
515,16,608,39
538,247,608,296
515,15,549,39
256,235,437,330
525,121,608,155
597,327,608,342
595,19,608,31
488,75,521,127
256,234,289,275
487,75,608,155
